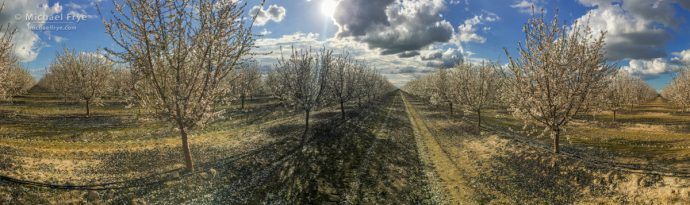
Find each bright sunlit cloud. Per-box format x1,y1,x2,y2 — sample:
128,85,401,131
320,0,338,18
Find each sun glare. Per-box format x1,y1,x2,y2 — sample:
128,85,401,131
320,0,338,18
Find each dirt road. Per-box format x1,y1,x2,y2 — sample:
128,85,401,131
401,92,478,204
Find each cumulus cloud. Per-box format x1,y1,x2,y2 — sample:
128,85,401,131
455,12,500,43
332,0,394,37
575,0,688,60
0,1,62,62
511,0,546,14
672,49,690,65
621,58,683,78
250,4,286,26
420,47,464,68
332,0,454,56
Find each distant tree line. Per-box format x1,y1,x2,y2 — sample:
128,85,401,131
662,69,690,112
591,71,657,121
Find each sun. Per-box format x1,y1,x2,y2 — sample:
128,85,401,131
320,0,338,18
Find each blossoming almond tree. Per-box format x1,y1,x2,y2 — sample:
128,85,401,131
431,69,456,116
604,71,630,122
103,0,257,171
403,69,460,116
503,13,615,154
232,62,262,110
44,49,114,117
402,74,434,103
272,47,332,143
327,54,357,120
628,77,658,110
0,8,15,100
109,67,134,101
453,62,501,134
662,69,690,112
3,64,34,101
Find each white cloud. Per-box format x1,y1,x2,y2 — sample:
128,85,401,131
573,0,690,80
249,4,286,26
420,47,464,68
259,28,272,36
333,0,454,56
511,0,546,14
622,58,682,78
455,12,500,44
672,49,690,65
575,0,689,60
1,1,63,62
53,36,66,43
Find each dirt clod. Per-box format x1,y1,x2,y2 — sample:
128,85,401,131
209,168,217,178
86,191,99,201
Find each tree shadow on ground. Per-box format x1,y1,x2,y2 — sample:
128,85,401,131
475,148,599,204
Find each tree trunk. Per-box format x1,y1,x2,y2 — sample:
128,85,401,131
302,109,310,146
477,109,481,135
85,99,90,117
178,124,194,172
449,102,453,116
552,128,560,154
240,95,245,110
340,100,345,120
612,110,616,122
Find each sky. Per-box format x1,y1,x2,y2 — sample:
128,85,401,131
6,0,690,90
